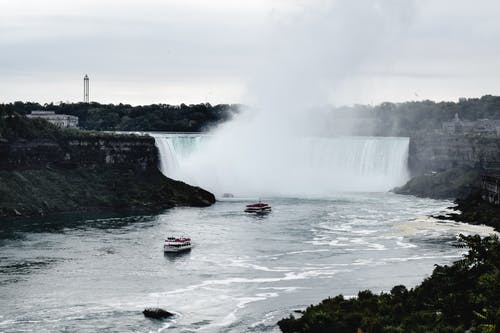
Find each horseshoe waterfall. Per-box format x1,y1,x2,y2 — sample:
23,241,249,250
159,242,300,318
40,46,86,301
151,133,410,196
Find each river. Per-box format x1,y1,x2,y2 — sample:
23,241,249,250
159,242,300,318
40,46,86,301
0,193,493,332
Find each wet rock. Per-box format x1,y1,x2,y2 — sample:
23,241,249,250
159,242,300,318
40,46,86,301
451,191,500,232
392,167,481,199
143,307,174,319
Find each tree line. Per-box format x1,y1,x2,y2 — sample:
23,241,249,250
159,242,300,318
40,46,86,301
1,95,499,136
0,102,240,132
278,234,500,333
334,95,500,137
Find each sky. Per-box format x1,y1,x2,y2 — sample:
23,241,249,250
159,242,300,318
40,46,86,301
0,0,499,106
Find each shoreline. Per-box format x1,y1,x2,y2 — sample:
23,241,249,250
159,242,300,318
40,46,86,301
278,235,499,333
394,168,500,232
0,167,215,220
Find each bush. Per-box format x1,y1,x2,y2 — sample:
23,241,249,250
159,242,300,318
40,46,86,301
278,235,500,333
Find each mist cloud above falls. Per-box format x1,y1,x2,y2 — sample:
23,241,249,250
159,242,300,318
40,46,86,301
247,1,415,112
170,1,417,196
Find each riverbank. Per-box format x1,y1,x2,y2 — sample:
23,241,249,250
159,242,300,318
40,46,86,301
439,191,500,232
0,113,215,219
393,168,500,232
278,234,500,333
392,167,481,200
0,167,215,218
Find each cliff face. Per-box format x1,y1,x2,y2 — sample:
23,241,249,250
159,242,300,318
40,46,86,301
0,167,215,218
0,133,216,218
0,135,158,170
394,135,500,200
408,134,500,175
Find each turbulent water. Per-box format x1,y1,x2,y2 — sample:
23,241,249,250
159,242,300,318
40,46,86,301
0,133,495,332
151,133,410,196
0,195,494,332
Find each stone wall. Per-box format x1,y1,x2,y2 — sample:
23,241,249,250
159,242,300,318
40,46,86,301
0,135,158,170
409,134,500,175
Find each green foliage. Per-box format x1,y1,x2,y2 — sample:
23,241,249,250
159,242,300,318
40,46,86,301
0,110,145,143
278,235,500,333
341,95,500,136
0,167,215,217
0,112,60,141
2,95,498,135
452,191,500,232
0,101,240,132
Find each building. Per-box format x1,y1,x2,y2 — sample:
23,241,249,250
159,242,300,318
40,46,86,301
27,111,79,129
482,174,500,205
84,74,89,103
442,113,498,135
442,113,475,134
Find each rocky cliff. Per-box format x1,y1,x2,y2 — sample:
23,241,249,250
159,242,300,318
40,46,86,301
0,135,158,170
0,126,215,218
394,135,500,201
408,134,500,175
0,167,215,218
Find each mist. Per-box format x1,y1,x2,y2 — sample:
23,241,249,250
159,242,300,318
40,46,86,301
161,1,415,197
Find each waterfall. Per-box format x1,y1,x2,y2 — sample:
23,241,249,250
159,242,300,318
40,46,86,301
152,133,410,196
151,133,203,179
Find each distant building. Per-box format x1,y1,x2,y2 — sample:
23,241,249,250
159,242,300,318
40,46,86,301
442,113,497,135
442,113,475,134
27,111,79,129
84,74,89,103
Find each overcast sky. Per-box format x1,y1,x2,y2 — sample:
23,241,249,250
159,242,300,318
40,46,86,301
1,0,499,106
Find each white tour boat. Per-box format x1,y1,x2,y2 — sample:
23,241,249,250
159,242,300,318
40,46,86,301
164,236,192,253
244,202,272,214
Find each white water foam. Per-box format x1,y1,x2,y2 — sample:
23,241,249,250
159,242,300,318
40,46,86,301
152,133,410,196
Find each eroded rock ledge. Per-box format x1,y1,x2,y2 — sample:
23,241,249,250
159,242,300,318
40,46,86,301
0,116,215,219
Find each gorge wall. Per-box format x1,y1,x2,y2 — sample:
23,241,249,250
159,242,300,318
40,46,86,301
0,135,158,170
408,134,500,175
395,134,500,200
0,133,215,218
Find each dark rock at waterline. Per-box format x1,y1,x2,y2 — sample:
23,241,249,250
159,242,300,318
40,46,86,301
0,167,216,219
449,191,500,232
432,191,500,232
143,308,174,319
0,116,216,219
392,168,481,199
394,167,500,231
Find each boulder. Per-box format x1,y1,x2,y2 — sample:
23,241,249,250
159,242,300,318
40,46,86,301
143,307,174,319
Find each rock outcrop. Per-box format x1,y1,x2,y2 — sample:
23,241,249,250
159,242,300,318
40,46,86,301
0,167,215,218
143,308,174,319
408,134,500,175
0,135,158,170
449,191,500,232
0,127,215,218
393,168,481,199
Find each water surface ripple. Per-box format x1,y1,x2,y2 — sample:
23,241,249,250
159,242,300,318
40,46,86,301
0,193,494,332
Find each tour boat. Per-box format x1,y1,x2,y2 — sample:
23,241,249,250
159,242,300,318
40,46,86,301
244,202,272,214
164,236,192,253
